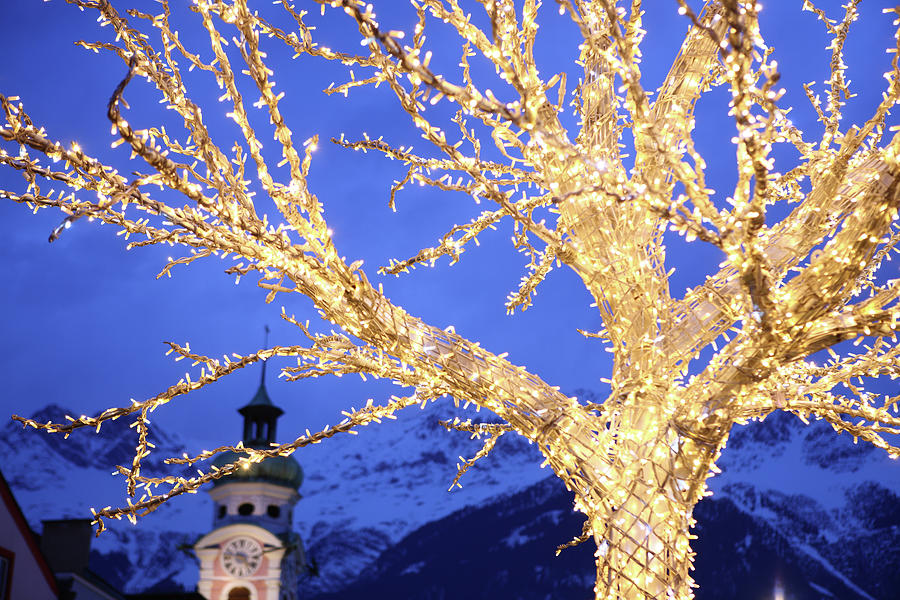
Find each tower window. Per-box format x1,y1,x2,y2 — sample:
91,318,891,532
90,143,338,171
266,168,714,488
217,505,227,519
237,503,254,516
228,587,251,600
267,505,281,519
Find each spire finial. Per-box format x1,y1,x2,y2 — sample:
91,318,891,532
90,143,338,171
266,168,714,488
261,324,270,386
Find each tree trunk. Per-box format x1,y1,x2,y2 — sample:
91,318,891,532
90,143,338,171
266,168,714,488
546,403,721,600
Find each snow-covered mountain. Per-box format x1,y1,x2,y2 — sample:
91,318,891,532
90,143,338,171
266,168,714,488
1,400,548,594
307,412,900,600
701,412,900,600
287,401,550,596
0,403,205,592
3,402,899,599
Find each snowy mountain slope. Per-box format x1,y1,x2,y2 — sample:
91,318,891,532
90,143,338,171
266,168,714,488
0,403,207,592
705,412,900,600
323,412,900,600
3,402,898,598
314,478,892,600
714,411,900,511
2,401,548,594
310,476,597,600
272,402,550,595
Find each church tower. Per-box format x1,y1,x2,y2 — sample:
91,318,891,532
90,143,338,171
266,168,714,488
194,346,305,600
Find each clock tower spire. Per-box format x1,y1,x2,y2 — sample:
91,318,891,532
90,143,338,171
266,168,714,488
194,327,306,600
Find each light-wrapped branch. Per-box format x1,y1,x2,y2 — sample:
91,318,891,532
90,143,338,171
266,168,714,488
92,391,437,532
555,518,592,556
506,245,556,312
661,139,900,371
439,418,514,490
660,4,900,372
802,0,861,149
12,342,321,436
331,133,542,212
317,0,527,128
381,192,554,275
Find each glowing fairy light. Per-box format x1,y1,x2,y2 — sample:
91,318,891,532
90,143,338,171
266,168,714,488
2,1,900,599
773,575,785,600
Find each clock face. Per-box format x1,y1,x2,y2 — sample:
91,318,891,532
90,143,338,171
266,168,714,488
222,537,263,577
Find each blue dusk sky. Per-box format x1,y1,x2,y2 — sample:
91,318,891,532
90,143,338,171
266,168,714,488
0,0,898,487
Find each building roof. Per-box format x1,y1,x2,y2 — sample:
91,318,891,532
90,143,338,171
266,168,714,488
0,467,59,597
238,362,284,417
210,451,304,490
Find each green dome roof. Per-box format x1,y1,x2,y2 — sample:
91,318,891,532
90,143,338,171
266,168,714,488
211,450,303,489
210,349,303,490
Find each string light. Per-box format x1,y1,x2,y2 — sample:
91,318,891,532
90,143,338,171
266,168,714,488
2,1,900,598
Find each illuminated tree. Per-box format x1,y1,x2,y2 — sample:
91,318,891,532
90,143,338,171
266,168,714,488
3,0,900,598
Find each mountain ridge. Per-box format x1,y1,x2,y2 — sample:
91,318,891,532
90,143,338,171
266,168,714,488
3,402,898,598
